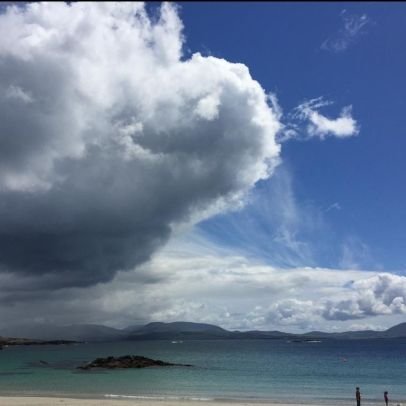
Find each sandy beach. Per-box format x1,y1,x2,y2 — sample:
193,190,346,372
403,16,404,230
0,397,329,406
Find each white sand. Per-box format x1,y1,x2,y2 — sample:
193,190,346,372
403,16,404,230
0,396,325,406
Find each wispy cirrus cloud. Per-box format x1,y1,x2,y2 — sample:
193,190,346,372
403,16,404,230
339,236,376,270
298,98,359,139
197,164,320,269
274,95,359,142
290,97,359,140
321,10,372,53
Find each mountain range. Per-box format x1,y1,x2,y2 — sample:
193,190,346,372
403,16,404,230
2,321,406,342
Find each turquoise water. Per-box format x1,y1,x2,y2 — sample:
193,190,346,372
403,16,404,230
0,339,405,404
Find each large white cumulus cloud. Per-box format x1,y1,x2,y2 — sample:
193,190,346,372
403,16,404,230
0,2,281,286
322,273,406,320
265,273,406,327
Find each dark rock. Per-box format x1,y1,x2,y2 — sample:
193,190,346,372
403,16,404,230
77,355,192,370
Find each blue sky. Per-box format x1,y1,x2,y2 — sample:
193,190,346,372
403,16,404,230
179,2,406,272
1,2,406,333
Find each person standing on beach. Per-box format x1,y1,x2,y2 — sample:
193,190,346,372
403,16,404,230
356,387,361,406
384,391,388,406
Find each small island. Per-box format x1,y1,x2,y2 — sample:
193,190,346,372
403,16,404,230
77,355,192,370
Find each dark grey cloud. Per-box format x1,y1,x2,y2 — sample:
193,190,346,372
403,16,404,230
0,2,281,288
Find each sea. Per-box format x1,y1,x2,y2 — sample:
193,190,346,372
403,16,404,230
0,338,405,404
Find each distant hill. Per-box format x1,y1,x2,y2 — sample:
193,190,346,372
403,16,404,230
303,329,380,340
126,321,406,341
2,321,406,342
136,321,227,333
0,324,126,342
121,324,144,334
303,323,406,340
381,322,406,338
128,322,231,340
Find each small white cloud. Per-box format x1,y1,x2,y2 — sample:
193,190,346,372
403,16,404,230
294,97,359,140
321,11,372,53
277,97,359,142
325,202,341,212
307,106,358,138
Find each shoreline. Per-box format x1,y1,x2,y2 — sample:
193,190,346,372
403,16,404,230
0,395,396,406
0,396,341,406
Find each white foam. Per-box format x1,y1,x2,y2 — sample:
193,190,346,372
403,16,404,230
104,394,213,401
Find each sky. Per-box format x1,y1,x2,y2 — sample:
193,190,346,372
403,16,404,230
0,2,405,334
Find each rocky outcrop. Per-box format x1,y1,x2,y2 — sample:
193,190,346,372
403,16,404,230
77,355,192,370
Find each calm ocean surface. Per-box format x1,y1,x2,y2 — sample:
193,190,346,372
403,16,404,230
0,339,405,404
